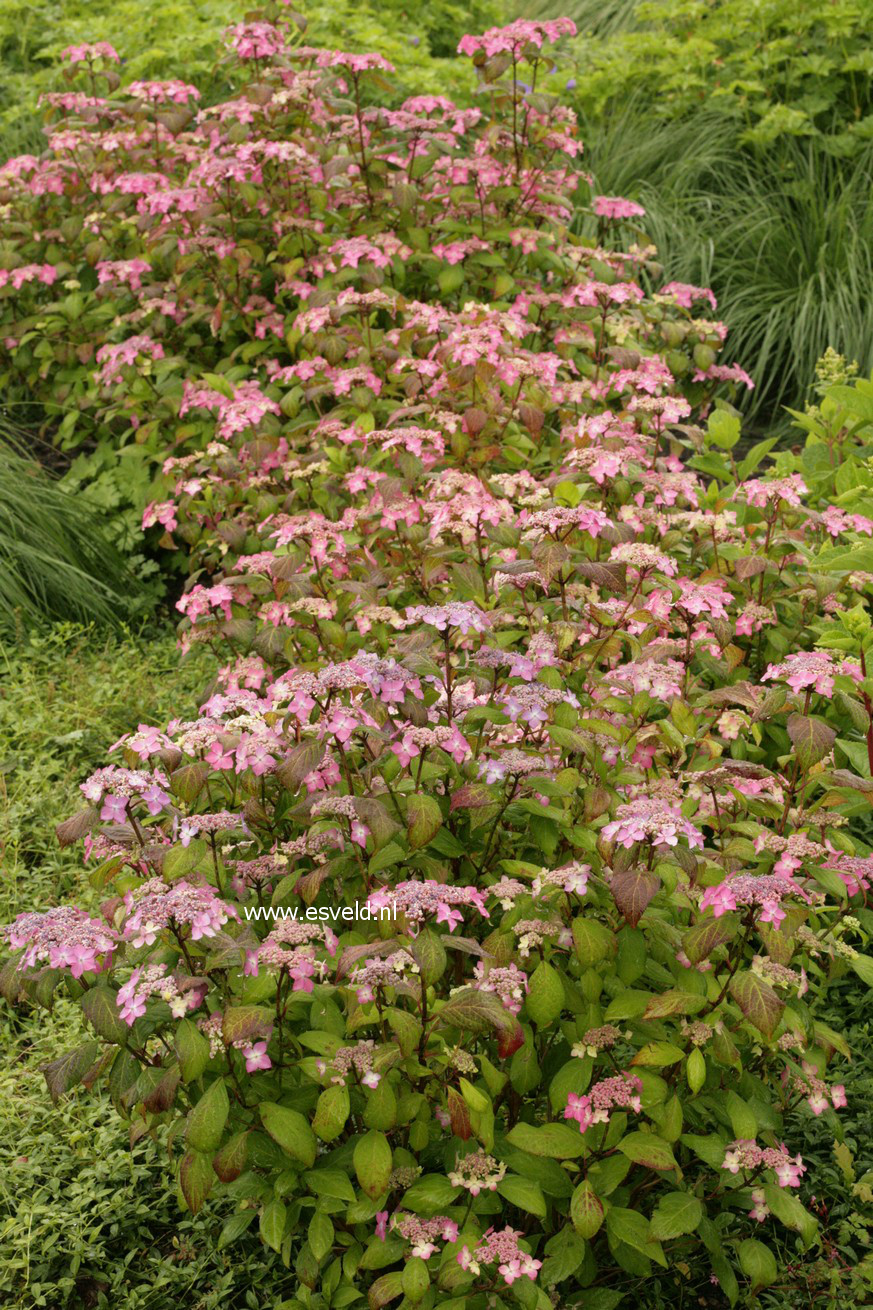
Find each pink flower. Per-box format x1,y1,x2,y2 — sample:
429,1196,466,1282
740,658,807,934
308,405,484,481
62,42,120,64
241,1041,272,1072
594,195,645,220
458,18,576,59
659,282,718,311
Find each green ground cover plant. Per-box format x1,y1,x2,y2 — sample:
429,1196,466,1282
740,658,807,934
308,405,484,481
1,6,873,1309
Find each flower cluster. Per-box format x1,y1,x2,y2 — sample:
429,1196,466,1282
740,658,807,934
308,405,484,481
0,12,868,1305
564,1073,644,1134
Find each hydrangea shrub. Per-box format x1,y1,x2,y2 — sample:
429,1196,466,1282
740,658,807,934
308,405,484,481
3,9,873,1306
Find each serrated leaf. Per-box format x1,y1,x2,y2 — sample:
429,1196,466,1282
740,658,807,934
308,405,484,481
260,1198,287,1253
649,1191,703,1239
187,1077,229,1153
174,1017,211,1083
616,1132,677,1170
180,1149,213,1214
42,1042,100,1104
631,1041,686,1067
313,1085,350,1142
570,1179,604,1237
260,1102,317,1167
738,1237,777,1289
642,990,707,1020
761,1184,817,1245
80,986,128,1043
787,713,836,771
276,740,325,791
497,1175,547,1218
576,560,627,593
682,913,740,964
850,953,873,987
354,1130,393,1200
610,867,660,926
729,970,784,1039
406,793,442,850
217,1210,256,1249
505,1121,585,1158
438,987,523,1055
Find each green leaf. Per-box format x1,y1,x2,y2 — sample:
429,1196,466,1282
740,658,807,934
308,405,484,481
410,928,447,985
260,1198,287,1253
313,1085,351,1142
572,918,614,966
505,1121,586,1159
850,954,873,987
222,1005,273,1045
762,1184,818,1245
526,960,564,1026
401,1174,460,1213
79,987,129,1043
186,1077,229,1153
367,1271,404,1310
681,1133,729,1168
707,409,741,450
828,384,873,424
304,1168,357,1203
354,1130,393,1200
174,1017,211,1083
438,987,523,1051
738,436,779,480
42,1042,99,1104
642,990,707,1020
217,1210,256,1249
570,1179,604,1238
631,1042,686,1067
260,1102,317,1168
539,1226,587,1287
606,1207,666,1266
616,1131,677,1170
649,1192,703,1240
308,1209,335,1262
738,1237,777,1289
725,1090,757,1139
497,1175,547,1218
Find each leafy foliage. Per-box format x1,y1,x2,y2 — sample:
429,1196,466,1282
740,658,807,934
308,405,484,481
0,0,497,156
3,8,873,1309
546,0,873,424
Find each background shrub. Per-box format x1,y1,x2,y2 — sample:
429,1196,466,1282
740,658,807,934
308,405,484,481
529,0,873,427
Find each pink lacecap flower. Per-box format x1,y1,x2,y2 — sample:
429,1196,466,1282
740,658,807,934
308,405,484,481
62,42,120,64
593,195,645,220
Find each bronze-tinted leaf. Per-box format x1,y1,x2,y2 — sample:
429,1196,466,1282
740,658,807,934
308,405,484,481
576,560,627,593
276,740,325,791
683,913,740,964
729,969,784,1039
787,714,836,771
42,1041,100,1104
610,866,660,926
55,807,98,848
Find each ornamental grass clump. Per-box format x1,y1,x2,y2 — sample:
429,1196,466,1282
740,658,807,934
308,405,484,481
3,7,873,1306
